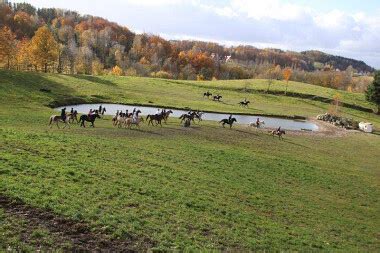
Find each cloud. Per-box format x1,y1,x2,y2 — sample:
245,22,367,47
12,0,380,68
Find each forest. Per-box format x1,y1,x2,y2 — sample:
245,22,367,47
0,1,375,91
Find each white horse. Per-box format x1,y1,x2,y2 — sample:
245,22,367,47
49,114,71,129
249,121,265,128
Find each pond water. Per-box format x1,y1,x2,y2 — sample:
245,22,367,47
57,103,319,131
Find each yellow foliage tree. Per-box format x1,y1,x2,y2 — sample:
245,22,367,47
29,26,59,72
283,68,292,95
111,65,123,76
16,38,31,71
0,26,16,69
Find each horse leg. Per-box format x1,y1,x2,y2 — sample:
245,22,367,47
56,121,60,129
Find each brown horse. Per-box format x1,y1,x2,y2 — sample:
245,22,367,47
220,118,237,128
270,130,286,140
239,101,250,107
146,113,165,126
49,114,71,129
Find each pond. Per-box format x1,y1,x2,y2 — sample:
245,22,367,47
57,103,319,131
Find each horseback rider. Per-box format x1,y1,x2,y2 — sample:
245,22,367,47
99,105,102,113
277,126,281,133
88,109,93,117
228,114,233,123
70,108,74,114
102,107,106,115
61,107,66,121
156,108,160,115
256,117,260,126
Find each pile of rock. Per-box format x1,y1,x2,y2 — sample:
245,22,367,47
316,113,359,130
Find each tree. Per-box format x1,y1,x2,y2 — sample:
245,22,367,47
283,68,292,95
366,71,380,114
16,38,31,71
29,26,59,72
266,67,276,92
0,26,16,69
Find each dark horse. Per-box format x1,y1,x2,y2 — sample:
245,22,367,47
239,101,250,107
146,113,165,126
213,95,222,102
179,112,196,123
220,118,237,128
203,91,212,99
79,113,101,127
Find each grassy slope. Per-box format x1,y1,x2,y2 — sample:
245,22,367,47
0,70,379,251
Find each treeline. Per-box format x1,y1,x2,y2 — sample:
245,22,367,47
0,1,374,92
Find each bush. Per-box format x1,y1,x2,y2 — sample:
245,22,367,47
111,65,123,76
152,71,172,79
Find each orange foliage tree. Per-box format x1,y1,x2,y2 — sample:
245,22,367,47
0,26,16,69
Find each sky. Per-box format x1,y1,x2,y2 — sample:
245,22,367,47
12,0,380,69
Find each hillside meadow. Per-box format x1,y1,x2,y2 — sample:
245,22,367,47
0,70,379,251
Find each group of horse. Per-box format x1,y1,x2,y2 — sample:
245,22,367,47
111,109,175,128
49,108,102,129
49,103,286,139
203,91,251,108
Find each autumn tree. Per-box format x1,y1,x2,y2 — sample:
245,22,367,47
16,38,30,70
0,26,16,69
366,71,380,114
29,26,59,72
283,67,292,95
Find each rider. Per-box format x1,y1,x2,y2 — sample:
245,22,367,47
277,126,281,133
99,105,102,113
61,107,66,121
70,108,74,114
156,108,161,115
228,114,233,122
256,117,260,126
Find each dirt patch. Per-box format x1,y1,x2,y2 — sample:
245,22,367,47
0,195,155,251
280,119,360,137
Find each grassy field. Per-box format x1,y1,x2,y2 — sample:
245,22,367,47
0,70,379,251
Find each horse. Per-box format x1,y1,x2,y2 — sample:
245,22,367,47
163,110,173,123
125,110,142,129
49,114,71,129
270,129,286,140
249,121,265,128
220,118,237,128
239,101,250,107
68,111,79,124
204,91,212,99
146,113,165,126
179,112,196,123
213,95,222,102
114,115,127,128
194,112,204,122
79,113,101,127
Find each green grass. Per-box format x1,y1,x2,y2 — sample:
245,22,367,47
0,70,379,251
